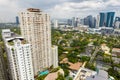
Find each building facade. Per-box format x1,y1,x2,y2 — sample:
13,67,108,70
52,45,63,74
84,15,96,28
51,45,58,68
19,8,52,75
106,12,115,27
114,17,120,29
2,29,34,80
96,15,100,28
16,16,19,25
99,13,106,27
99,12,115,27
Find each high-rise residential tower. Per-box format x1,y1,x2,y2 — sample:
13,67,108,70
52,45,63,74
2,29,34,80
0,47,8,80
19,8,52,75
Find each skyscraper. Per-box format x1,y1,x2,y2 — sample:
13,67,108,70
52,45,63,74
84,15,96,28
96,15,100,28
99,13,106,27
114,17,120,29
72,17,76,27
115,17,120,22
16,16,19,25
0,47,8,80
2,29,34,80
106,12,115,27
99,12,115,27
67,19,72,26
19,8,52,75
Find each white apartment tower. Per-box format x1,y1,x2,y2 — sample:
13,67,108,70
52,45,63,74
96,15,100,28
51,45,58,68
2,29,34,80
19,8,52,75
54,20,58,28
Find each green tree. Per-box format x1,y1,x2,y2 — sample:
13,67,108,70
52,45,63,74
63,69,69,77
56,73,65,80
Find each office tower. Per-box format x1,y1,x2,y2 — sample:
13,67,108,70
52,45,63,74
19,8,52,75
114,17,120,29
87,15,93,28
51,45,58,68
84,17,88,25
72,17,76,27
54,20,58,28
67,19,72,26
99,12,115,27
115,17,120,22
84,15,95,28
75,18,80,27
106,12,115,27
2,29,34,80
0,47,8,80
93,18,96,28
80,19,84,25
99,13,106,27
16,16,19,25
96,15,100,28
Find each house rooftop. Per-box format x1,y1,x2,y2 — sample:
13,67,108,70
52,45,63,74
112,48,120,52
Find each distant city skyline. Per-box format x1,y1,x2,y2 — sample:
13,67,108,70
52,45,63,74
0,0,120,22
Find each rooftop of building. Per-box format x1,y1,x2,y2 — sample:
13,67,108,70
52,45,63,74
86,70,108,80
112,48,120,52
60,58,83,71
74,68,97,80
27,8,41,12
2,29,26,45
45,69,64,80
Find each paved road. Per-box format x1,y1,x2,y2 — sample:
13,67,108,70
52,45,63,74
89,46,99,63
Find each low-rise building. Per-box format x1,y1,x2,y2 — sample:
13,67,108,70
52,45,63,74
112,48,120,63
74,68,109,80
101,44,111,55
86,70,109,80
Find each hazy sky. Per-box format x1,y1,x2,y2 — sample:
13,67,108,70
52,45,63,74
0,0,120,22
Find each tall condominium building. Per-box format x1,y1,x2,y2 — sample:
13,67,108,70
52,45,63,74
51,45,58,68
2,29,34,80
19,8,52,75
0,47,8,80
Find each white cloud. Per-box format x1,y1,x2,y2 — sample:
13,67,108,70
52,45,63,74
47,0,120,19
0,0,120,22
